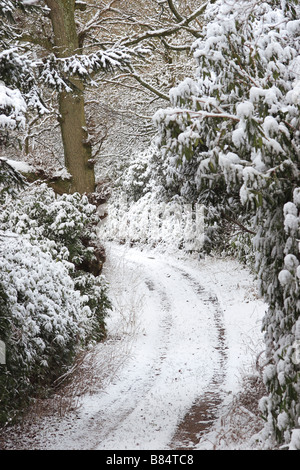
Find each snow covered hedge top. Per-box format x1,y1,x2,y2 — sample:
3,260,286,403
0,182,100,265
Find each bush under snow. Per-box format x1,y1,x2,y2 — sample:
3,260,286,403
0,176,110,426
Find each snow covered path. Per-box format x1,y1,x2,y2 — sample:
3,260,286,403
2,244,266,450
94,245,228,450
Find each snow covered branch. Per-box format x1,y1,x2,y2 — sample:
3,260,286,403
34,46,150,91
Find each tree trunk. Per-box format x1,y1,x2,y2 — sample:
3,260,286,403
46,0,95,194
58,85,95,194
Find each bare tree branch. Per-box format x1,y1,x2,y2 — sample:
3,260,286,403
121,2,214,47
166,0,185,22
126,64,169,101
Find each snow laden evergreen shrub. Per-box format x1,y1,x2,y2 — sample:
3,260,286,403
0,183,99,267
0,178,110,425
0,233,92,422
153,0,300,446
0,182,110,341
0,1,47,131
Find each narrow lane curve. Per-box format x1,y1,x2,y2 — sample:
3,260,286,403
93,245,228,450
1,243,266,451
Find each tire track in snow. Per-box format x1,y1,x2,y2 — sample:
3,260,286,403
69,258,179,451
93,258,184,450
167,267,228,449
142,276,174,385
88,271,176,449
94,247,227,450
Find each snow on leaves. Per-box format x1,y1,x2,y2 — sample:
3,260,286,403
0,2,48,126
0,177,110,424
36,46,148,92
153,0,300,446
0,83,26,129
155,0,300,185
0,231,91,363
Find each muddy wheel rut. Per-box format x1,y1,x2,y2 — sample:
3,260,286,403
168,268,228,449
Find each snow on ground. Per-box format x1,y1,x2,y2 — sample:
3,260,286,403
1,243,267,450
